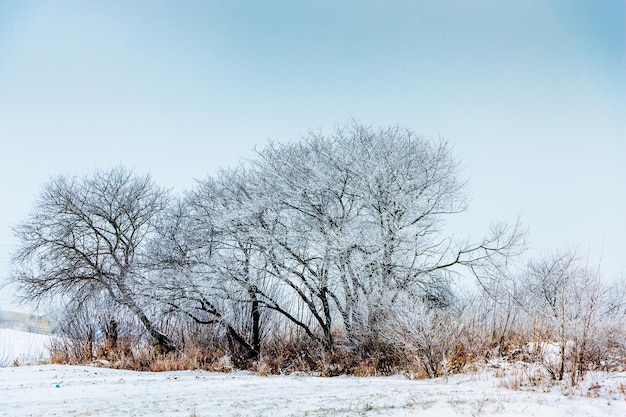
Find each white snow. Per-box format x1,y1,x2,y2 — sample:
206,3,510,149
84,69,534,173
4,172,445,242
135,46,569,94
0,328,51,367
1,329,625,416
0,365,624,416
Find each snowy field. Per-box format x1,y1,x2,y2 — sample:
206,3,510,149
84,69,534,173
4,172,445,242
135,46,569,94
0,328,51,367
1,364,625,417
1,329,626,416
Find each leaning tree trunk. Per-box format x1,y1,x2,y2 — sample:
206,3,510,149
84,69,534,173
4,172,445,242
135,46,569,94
114,282,177,353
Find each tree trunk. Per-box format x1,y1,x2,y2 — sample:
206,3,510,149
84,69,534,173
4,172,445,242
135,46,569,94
249,286,261,360
104,318,118,350
321,287,333,352
114,281,176,353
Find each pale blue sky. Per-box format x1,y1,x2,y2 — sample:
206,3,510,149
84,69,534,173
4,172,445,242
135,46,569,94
1,1,624,307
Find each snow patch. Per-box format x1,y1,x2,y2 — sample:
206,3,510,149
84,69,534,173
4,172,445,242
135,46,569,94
0,328,51,367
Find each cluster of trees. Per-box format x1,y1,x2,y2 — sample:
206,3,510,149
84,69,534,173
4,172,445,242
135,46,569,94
9,123,625,381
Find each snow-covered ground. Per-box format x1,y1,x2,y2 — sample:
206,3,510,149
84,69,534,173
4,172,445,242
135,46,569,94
1,364,625,416
0,328,51,367
1,329,625,416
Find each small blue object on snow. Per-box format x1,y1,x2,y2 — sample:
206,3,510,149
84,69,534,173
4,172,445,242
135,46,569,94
55,384,60,388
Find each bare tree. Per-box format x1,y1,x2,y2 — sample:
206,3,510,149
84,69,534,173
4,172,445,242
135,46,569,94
385,296,463,378
250,135,358,351
249,123,522,352
149,170,272,363
11,166,176,352
522,251,612,383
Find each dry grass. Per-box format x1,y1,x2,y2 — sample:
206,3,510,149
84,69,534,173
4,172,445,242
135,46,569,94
45,320,626,387
498,365,552,391
45,326,505,376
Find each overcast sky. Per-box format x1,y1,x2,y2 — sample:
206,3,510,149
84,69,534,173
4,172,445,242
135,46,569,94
1,1,624,309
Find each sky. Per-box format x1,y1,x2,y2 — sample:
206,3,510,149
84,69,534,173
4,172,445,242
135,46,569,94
0,0,624,309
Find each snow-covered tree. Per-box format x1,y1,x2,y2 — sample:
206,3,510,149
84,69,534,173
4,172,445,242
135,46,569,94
522,251,613,382
247,123,522,351
148,168,273,362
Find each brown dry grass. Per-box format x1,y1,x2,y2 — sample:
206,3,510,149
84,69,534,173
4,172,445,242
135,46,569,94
46,322,626,382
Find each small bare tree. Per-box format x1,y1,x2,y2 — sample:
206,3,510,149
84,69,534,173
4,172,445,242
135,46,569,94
385,296,463,378
11,166,176,352
523,251,611,383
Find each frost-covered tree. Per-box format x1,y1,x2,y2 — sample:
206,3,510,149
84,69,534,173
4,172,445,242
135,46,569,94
149,169,274,362
248,123,522,351
522,251,612,382
11,166,175,352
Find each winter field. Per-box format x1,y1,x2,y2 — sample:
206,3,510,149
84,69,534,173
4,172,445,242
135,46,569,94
2,364,626,417
2,329,626,417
